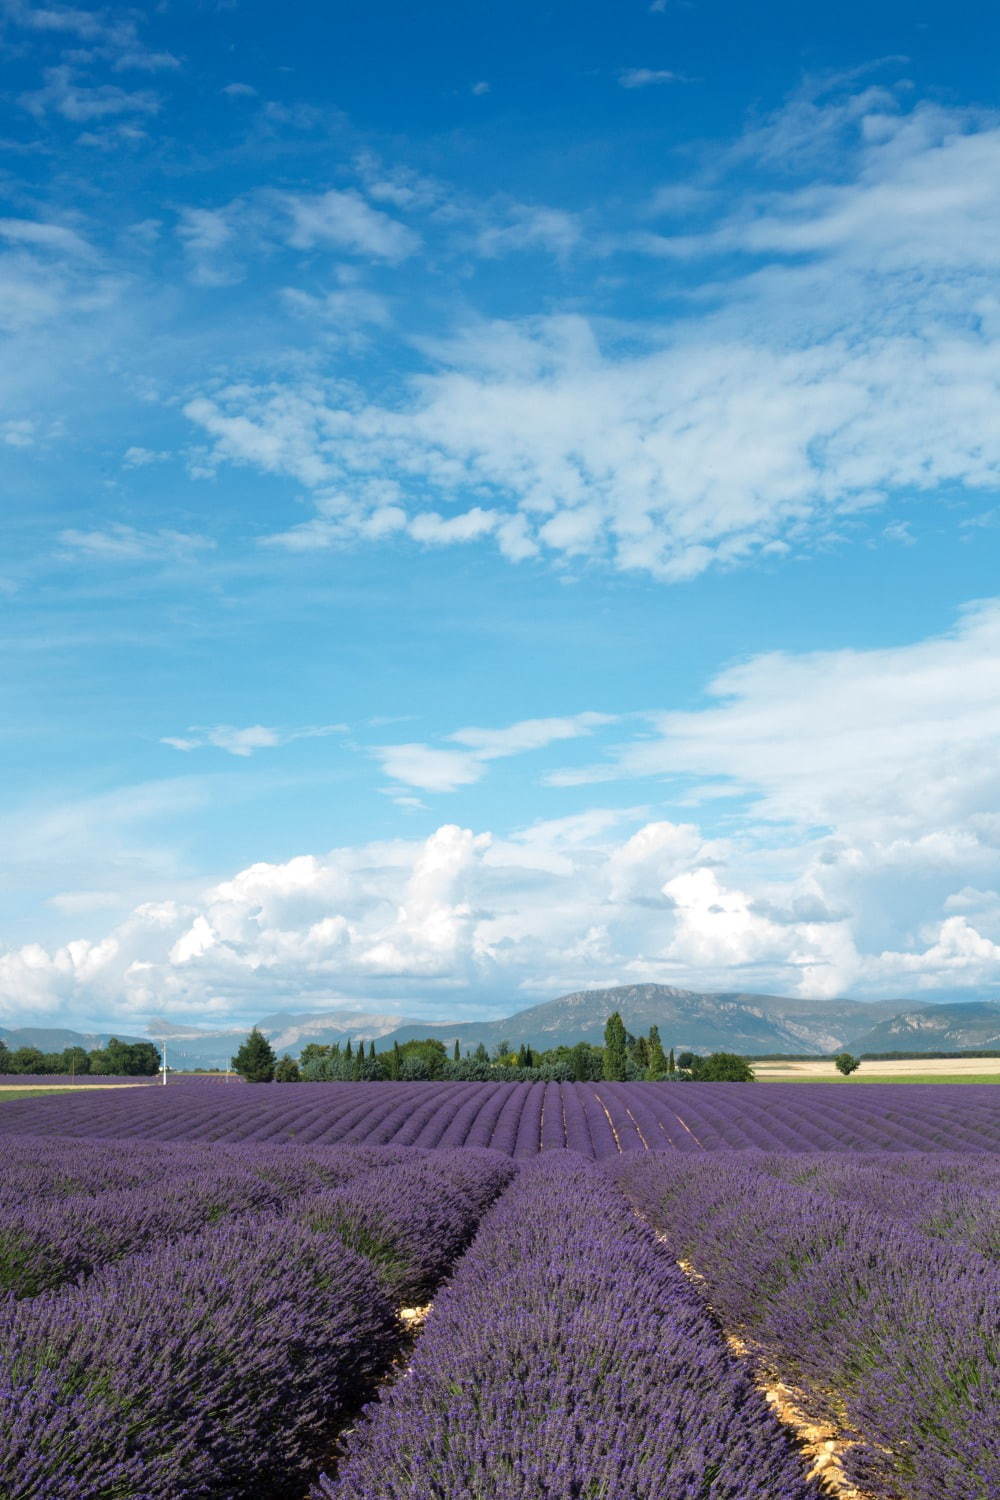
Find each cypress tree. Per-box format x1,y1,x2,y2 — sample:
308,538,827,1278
647,1025,668,1078
668,1047,675,1076
231,1027,276,1083
603,1012,628,1081
453,1039,461,1062
345,1039,353,1059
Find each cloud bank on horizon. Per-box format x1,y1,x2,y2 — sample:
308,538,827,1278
2,0,1000,1028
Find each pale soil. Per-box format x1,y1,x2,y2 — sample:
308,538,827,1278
754,1054,1000,1080
673,1252,876,1499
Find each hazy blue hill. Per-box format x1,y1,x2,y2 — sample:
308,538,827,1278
845,1001,1000,1054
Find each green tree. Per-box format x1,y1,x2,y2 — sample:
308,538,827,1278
231,1027,276,1083
667,1047,675,1076
274,1054,300,1082
474,1042,489,1064
646,1025,669,1079
453,1038,461,1062
692,1052,755,1082
61,1045,91,1076
9,1046,47,1074
834,1052,861,1076
676,1051,697,1072
603,1012,628,1081
299,1043,332,1071
91,1039,160,1076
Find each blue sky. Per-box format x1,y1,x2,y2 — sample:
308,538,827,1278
3,0,1000,1032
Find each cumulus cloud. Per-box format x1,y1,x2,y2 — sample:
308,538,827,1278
8,601,1000,1024
6,793,999,1029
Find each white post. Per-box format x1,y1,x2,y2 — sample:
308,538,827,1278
161,1039,167,1086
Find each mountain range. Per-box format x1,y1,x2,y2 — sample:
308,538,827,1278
6,986,1000,1068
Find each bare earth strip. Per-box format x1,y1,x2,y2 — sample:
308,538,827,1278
672,1247,876,1499
754,1055,1000,1082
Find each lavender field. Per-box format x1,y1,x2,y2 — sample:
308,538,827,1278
2,1077,1000,1154
2,1083,997,1498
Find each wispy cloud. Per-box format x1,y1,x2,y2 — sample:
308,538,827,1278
21,65,160,120
376,713,617,792
58,526,214,562
181,95,1000,582
618,68,686,88
162,724,348,757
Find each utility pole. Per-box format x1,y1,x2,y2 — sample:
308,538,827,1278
161,1038,168,1086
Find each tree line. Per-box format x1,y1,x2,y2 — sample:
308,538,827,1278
0,1037,161,1076
230,1011,757,1084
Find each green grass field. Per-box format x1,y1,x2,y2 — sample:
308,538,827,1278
821,1073,1000,1085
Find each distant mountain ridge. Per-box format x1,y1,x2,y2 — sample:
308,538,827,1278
10,988,1000,1068
373,984,912,1058
845,1001,1000,1055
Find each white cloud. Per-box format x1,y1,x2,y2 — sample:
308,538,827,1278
180,98,1000,582
0,218,92,256
21,65,160,120
4,3,179,68
58,525,214,562
619,68,685,88
475,205,581,258
281,188,419,262
579,599,1000,839
450,712,616,760
376,712,617,792
122,445,169,467
161,723,347,758
281,285,391,331
10,800,996,1029
374,744,482,794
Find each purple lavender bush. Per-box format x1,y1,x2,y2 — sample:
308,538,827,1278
290,1148,515,1300
0,1215,401,1499
0,1169,284,1297
314,1152,820,1499
615,1151,1000,1500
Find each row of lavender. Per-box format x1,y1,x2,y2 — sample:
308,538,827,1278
0,1139,514,1496
614,1151,1000,1500
315,1153,821,1500
2,1077,999,1153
